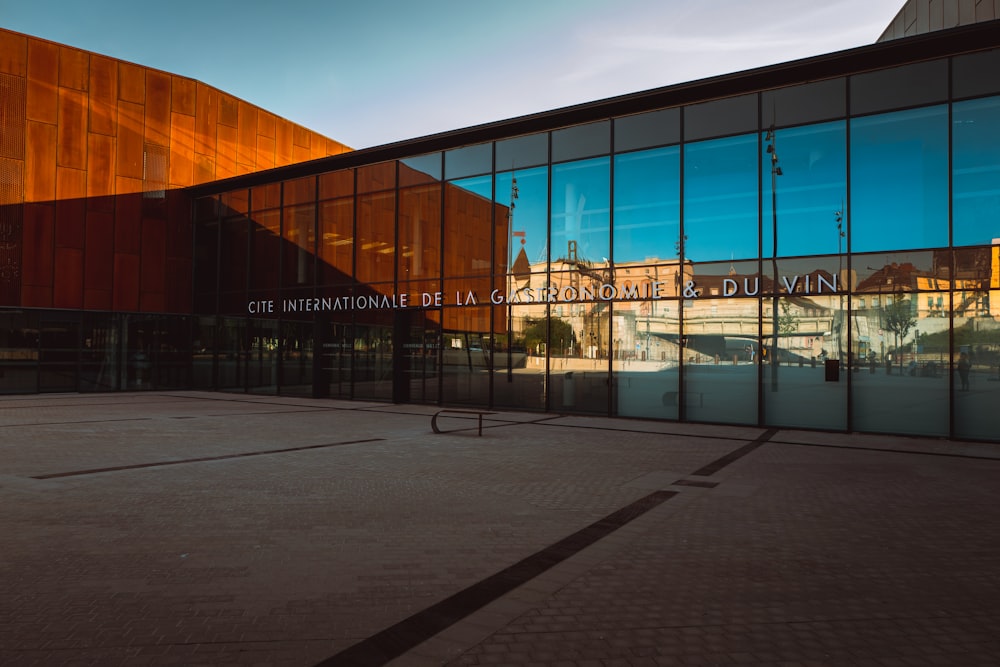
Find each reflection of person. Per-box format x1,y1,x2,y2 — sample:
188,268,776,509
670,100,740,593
957,352,971,391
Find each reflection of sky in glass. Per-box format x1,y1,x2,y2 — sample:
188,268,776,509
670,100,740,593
684,134,758,262
451,175,492,199
399,153,441,181
762,121,846,257
851,105,948,253
551,157,610,265
613,146,679,263
497,167,548,266
953,95,1000,247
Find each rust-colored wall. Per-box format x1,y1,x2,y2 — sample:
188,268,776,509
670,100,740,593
0,27,351,313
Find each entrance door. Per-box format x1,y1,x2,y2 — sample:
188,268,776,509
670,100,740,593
316,319,353,399
353,322,393,401
38,314,79,393
391,309,440,405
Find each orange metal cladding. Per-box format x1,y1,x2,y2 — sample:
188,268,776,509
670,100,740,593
0,28,350,313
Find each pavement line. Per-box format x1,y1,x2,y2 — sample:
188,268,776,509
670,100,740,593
690,427,778,477
0,417,153,428
672,479,720,488
767,435,1000,461
30,438,384,479
313,490,679,667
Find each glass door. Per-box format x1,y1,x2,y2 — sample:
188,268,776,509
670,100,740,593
353,321,393,401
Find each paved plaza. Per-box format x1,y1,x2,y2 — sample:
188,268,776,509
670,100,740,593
1,391,999,667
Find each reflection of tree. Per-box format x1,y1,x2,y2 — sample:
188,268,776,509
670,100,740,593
778,301,799,335
884,296,916,372
522,317,574,357
922,321,1000,366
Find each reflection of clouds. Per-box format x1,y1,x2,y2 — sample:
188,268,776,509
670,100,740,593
308,0,901,147
555,0,900,89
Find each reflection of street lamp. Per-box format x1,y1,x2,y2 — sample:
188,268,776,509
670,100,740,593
506,174,520,383
836,205,846,363
645,317,650,359
765,126,782,391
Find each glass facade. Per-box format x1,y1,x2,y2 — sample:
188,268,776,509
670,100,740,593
3,38,1000,444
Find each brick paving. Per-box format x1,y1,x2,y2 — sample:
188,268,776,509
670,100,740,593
0,391,998,666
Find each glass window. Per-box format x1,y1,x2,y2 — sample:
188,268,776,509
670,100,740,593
196,195,221,220
249,209,280,291
399,184,442,281
193,216,219,311
251,183,281,211
247,318,279,394
953,247,992,296
682,297,758,425
219,215,248,293
317,312,355,399
951,246,1000,439
399,307,440,405
953,96,1000,247
445,176,493,277
854,250,949,292
357,162,396,193
38,313,80,393
762,121,847,257
318,197,354,285
953,48,1000,99
762,79,846,129
850,106,948,253
684,94,757,142
282,203,315,287
400,153,441,186
852,292,949,437
215,316,247,390
850,60,948,115
351,312,395,402
496,133,548,171
614,108,680,153
278,319,314,397
561,303,610,416
552,121,610,163
284,176,315,206
770,256,845,300
219,190,247,216
552,157,610,271
613,146,680,264
0,309,39,394
762,293,847,431
319,169,353,200
492,305,547,412
445,143,492,180
496,166,548,278
683,133,758,262
613,291,681,420
355,191,396,285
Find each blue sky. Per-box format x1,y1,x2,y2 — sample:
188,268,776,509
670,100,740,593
2,0,905,149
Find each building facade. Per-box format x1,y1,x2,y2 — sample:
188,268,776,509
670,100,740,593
0,28,348,392
3,20,1000,442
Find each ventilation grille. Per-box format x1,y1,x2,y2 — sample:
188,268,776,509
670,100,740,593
142,143,168,199
0,158,23,298
0,158,22,206
0,73,26,160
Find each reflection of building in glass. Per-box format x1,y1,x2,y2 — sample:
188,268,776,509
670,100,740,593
2,14,1000,442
